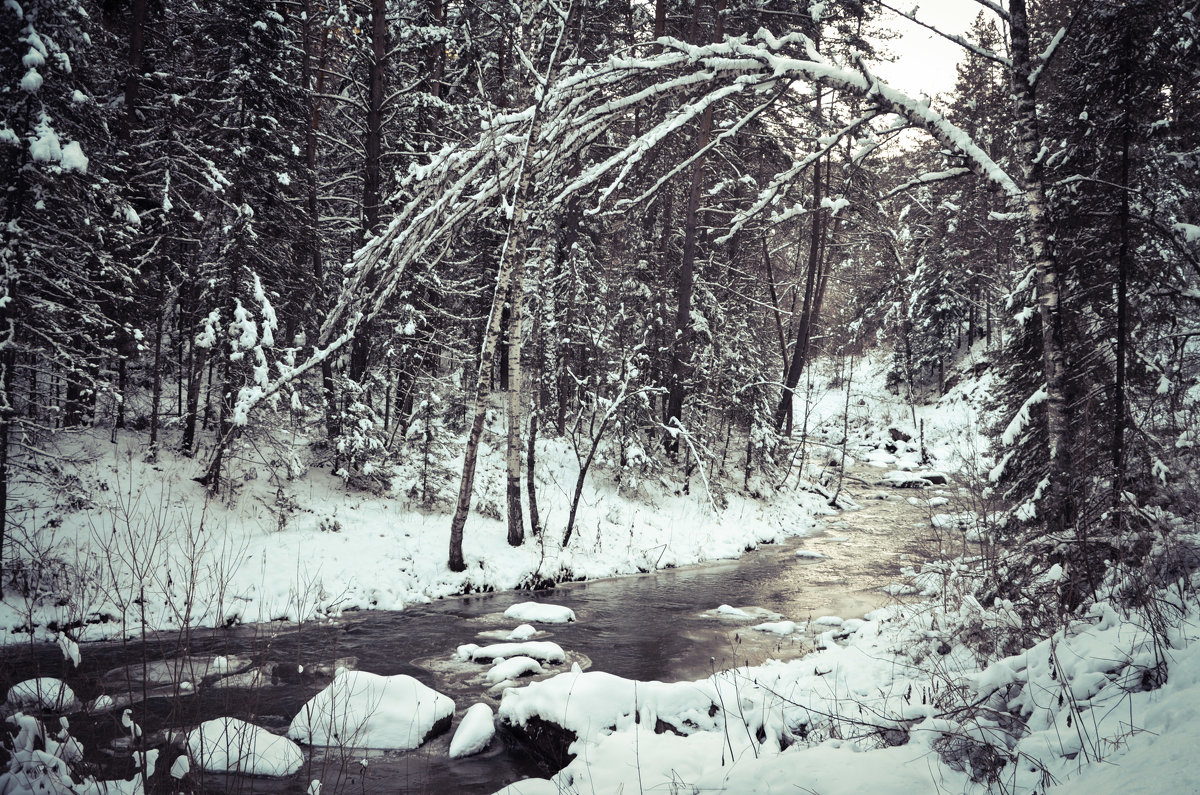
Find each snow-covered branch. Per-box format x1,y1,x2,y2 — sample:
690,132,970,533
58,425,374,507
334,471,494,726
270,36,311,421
883,167,973,199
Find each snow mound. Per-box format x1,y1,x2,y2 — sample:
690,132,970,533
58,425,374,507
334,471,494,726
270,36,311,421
288,671,454,750
504,602,576,624
7,678,78,712
794,549,824,559
487,656,545,683
499,669,721,744
186,717,303,776
506,624,539,640
752,620,798,635
716,604,749,617
812,616,844,627
470,641,565,664
449,703,495,758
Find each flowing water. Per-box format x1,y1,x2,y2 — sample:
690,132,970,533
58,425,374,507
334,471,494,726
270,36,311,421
1,468,959,794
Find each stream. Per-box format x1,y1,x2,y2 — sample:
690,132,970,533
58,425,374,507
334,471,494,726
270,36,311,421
1,468,958,794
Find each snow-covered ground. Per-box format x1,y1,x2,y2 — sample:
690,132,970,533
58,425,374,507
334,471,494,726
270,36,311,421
0,416,826,645
7,348,1195,795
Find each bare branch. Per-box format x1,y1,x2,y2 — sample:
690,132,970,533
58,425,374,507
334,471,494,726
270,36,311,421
869,0,1011,66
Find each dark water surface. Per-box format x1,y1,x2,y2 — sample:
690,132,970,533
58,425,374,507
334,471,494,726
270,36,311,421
2,473,951,794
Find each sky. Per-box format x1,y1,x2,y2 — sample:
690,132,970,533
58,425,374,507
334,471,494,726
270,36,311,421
870,0,995,99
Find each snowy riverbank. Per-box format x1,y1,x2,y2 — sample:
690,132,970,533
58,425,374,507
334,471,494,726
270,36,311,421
0,354,980,646
494,590,1200,795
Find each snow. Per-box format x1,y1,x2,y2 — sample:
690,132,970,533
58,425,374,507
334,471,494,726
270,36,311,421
448,703,495,758
7,678,77,711
496,586,1200,795
751,620,798,635
0,416,822,646
20,67,42,92
169,754,190,779
288,671,454,750
487,656,545,683
186,717,303,776
468,641,565,664
60,141,88,173
0,345,1194,795
1175,222,1200,243
29,118,61,163
503,602,575,624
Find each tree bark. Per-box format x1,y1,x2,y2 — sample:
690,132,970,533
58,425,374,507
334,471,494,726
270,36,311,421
1112,26,1133,509
123,0,149,139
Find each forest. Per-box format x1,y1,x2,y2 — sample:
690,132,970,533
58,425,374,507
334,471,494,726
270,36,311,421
2,0,1200,792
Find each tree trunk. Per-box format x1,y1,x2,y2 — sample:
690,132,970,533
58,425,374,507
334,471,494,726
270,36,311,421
1010,0,1073,533
181,338,204,454
123,0,149,139
775,143,825,432
1112,27,1133,510
349,0,388,386
147,267,165,450
506,280,526,546
301,1,339,441
526,398,541,538
665,0,725,452
449,24,564,569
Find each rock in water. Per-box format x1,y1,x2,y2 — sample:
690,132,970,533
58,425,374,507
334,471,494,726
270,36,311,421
288,671,454,750
449,703,495,758
186,717,303,776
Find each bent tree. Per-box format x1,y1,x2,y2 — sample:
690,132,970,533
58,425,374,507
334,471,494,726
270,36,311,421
237,0,1171,575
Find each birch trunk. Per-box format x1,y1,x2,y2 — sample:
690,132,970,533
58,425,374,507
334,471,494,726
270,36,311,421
449,8,569,569
1010,0,1072,532
506,279,526,546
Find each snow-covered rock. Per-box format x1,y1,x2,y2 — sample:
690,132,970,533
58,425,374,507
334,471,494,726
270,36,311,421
487,656,545,683
186,717,303,776
469,642,565,664
506,624,539,640
448,703,495,758
288,671,454,750
503,602,576,624
7,678,78,712
499,669,721,747
752,620,798,635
